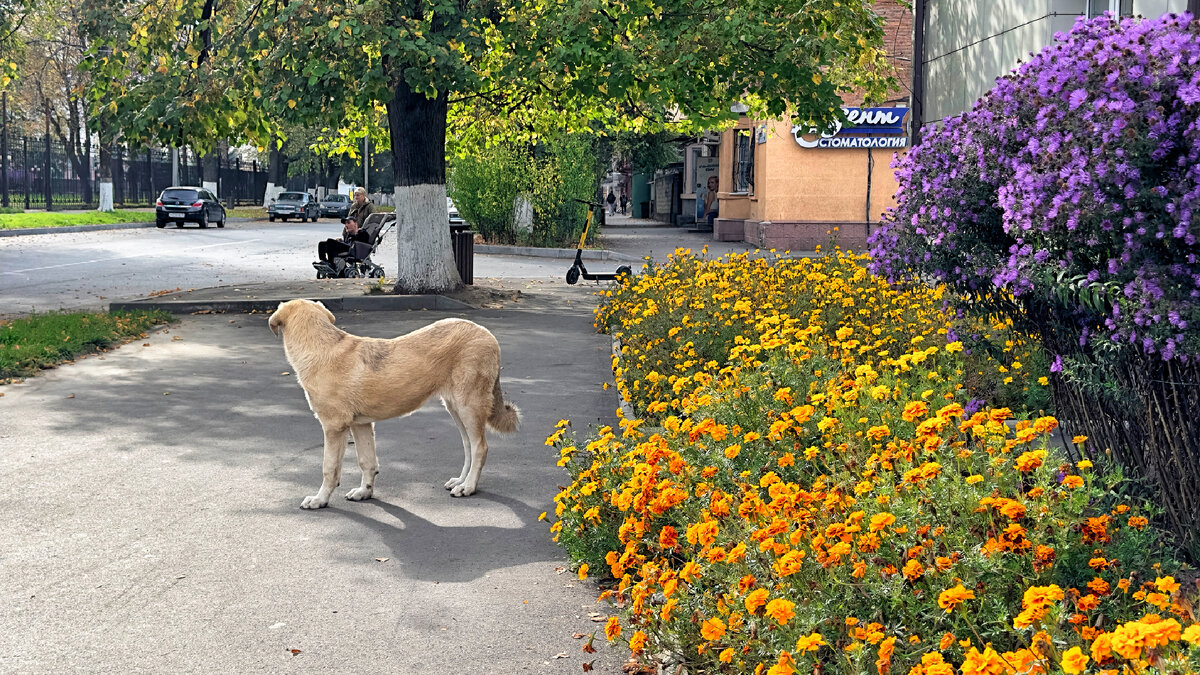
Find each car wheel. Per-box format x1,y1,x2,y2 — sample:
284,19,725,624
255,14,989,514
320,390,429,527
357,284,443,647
217,209,226,228
175,221,184,228
280,217,288,222
199,211,208,228
269,215,276,222
156,220,166,228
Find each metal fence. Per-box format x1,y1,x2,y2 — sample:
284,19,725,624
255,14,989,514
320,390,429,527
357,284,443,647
0,134,269,210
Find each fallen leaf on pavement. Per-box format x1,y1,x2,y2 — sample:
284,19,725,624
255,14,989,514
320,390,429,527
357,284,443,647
582,662,594,672
571,633,586,639
142,343,149,347
288,649,301,655
282,372,290,376
171,336,182,341
375,557,389,562
552,652,569,660
65,394,74,399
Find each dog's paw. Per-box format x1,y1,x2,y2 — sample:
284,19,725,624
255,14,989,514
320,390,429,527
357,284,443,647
345,487,373,502
444,477,465,490
300,495,329,510
450,483,476,497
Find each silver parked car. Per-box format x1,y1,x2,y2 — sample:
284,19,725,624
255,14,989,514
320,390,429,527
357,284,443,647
268,192,319,222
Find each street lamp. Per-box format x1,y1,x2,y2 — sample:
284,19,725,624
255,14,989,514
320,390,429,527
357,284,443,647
730,101,749,114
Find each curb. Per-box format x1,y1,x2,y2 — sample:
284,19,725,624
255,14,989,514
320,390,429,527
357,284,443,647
475,244,642,263
0,217,259,237
109,294,473,315
0,221,157,237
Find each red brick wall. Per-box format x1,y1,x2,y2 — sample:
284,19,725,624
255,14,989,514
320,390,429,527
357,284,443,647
842,0,914,107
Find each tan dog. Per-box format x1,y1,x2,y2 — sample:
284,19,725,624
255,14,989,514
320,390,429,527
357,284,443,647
269,299,520,508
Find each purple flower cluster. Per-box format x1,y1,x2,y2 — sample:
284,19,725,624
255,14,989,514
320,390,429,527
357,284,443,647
870,13,1200,360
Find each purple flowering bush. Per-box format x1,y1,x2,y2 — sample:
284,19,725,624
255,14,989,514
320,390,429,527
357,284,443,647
871,12,1200,360
871,13,1200,557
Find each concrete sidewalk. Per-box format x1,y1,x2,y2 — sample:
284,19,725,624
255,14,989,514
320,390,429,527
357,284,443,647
0,306,629,673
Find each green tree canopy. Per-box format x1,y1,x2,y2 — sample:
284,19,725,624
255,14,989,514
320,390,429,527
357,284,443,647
84,0,899,291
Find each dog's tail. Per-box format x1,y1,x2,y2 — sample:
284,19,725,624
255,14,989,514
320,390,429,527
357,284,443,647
488,374,521,433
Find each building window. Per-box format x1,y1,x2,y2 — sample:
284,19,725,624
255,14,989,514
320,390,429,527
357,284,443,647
733,129,754,194
1087,0,1132,18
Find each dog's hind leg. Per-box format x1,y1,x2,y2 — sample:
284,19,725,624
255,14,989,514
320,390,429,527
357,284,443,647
301,425,350,510
346,422,377,502
443,400,472,491
449,397,489,498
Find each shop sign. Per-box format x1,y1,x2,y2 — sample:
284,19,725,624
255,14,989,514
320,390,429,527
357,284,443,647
792,107,909,149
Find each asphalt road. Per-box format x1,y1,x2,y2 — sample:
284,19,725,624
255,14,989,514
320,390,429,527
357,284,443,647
0,308,628,673
0,220,568,316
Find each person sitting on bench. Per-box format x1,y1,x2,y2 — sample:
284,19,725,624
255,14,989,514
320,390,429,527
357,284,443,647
317,216,371,265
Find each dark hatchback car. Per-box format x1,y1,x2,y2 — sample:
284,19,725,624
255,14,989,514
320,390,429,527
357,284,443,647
319,194,351,219
268,192,319,222
156,186,227,228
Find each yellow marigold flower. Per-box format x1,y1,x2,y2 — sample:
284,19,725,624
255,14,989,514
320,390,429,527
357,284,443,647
945,341,963,352
1090,632,1113,662
794,632,826,654
937,584,975,613
1061,646,1089,674
1182,624,1200,644
965,474,984,484
960,646,1005,675
1077,459,1093,469
1154,576,1181,594
700,617,726,641
604,616,621,641
764,597,796,625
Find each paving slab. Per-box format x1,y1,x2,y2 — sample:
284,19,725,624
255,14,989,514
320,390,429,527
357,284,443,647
0,306,629,673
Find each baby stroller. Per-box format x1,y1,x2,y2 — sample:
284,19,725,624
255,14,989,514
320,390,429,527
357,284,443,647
313,213,395,279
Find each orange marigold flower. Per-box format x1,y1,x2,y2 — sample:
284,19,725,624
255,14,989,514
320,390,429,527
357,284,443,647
902,401,929,422
718,647,735,663
1154,576,1181,594
1077,594,1100,612
745,588,769,615
764,598,796,626
938,584,975,613
1088,557,1110,571
701,617,726,641
1128,516,1148,530
960,646,1006,675
1062,475,1084,489
939,633,956,651
869,512,896,532
604,616,621,641
1182,624,1200,644
1089,632,1113,662
1014,449,1046,472
902,559,924,582
629,630,648,653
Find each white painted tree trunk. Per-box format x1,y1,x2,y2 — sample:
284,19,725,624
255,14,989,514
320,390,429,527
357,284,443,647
97,182,114,212
263,182,284,207
392,184,461,293
202,180,218,198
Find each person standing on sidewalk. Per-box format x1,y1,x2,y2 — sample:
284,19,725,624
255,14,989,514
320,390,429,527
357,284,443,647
606,190,617,215
347,187,375,224
619,192,628,215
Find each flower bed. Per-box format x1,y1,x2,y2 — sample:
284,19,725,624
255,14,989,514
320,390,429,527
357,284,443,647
548,252,1199,674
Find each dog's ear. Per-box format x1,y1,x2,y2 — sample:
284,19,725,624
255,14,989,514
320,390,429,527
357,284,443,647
269,302,287,337
314,300,336,325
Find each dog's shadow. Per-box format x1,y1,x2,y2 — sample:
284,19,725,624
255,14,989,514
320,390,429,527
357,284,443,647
333,490,559,583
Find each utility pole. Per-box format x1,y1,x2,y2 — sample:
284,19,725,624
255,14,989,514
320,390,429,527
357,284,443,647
363,135,369,195
911,0,926,148
44,110,52,210
171,148,179,185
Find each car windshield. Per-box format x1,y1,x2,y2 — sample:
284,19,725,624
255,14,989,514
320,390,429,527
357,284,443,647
162,189,199,201
278,193,305,201
324,195,347,203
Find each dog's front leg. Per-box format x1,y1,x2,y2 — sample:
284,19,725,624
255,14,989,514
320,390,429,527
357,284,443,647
301,425,349,509
345,422,377,502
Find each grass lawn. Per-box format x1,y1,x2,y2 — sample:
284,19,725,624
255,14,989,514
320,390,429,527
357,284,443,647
0,210,162,229
0,310,175,380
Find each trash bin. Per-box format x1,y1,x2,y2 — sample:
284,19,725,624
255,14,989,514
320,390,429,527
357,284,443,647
450,224,474,285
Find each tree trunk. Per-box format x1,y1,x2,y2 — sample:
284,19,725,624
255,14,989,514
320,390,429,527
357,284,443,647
387,80,460,293
96,138,113,212
263,137,286,206
201,147,219,197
